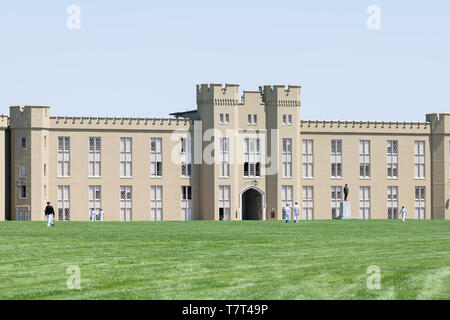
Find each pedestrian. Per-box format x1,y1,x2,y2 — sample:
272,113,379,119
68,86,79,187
293,202,299,223
45,202,55,227
99,208,104,221
400,206,406,222
89,208,96,221
285,204,291,223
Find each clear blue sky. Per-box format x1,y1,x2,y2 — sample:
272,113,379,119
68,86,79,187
0,1,449,121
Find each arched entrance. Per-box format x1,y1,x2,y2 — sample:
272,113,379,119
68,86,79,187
240,187,265,220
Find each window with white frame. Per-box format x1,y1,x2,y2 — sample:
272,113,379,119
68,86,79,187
57,186,70,221
414,186,426,219
387,140,398,178
387,186,398,219
247,114,252,125
359,186,371,219
19,164,26,177
281,185,293,208
218,185,231,220
414,141,425,178
120,138,132,178
331,186,342,218
219,113,224,124
253,114,257,125
88,186,101,220
225,113,230,124
219,137,230,177
57,137,70,177
302,140,313,178
282,115,286,125
150,137,162,177
120,186,132,221
359,140,370,178
302,186,314,220
89,137,101,177
181,186,193,220
181,137,192,178
244,138,261,177
282,138,292,178
150,186,163,221
287,115,292,125
331,140,342,178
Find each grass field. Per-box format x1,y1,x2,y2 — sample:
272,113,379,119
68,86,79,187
0,220,449,300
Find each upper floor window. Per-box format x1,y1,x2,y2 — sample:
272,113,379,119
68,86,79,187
282,115,286,125
331,139,342,178
359,140,370,178
244,138,261,178
253,114,257,125
57,137,70,177
302,140,314,178
287,115,292,125
20,185,27,199
20,137,26,149
219,113,230,124
19,164,26,177
387,140,398,178
282,115,292,125
150,138,162,177
282,138,292,178
181,137,192,178
120,137,132,178
219,137,230,178
225,113,229,124
89,137,101,177
414,141,425,179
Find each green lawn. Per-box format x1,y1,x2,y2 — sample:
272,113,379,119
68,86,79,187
0,220,449,300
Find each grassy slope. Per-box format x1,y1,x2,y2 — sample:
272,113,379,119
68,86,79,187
0,220,449,300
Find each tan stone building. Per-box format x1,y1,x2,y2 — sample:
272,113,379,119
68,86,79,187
1,83,449,221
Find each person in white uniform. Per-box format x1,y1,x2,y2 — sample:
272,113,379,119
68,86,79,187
400,206,406,222
89,208,96,221
285,204,291,223
293,202,299,223
99,208,104,221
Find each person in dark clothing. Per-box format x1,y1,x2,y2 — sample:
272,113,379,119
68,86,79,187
45,202,55,227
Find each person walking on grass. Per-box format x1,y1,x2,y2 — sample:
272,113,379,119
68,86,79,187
89,208,96,221
44,202,55,227
285,204,291,223
99,208,104,221
400,206,406,222
293,202,299,223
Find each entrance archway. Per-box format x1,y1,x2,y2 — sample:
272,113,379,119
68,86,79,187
240,187,265,220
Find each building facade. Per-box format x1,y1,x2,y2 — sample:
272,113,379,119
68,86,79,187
1,83,449,221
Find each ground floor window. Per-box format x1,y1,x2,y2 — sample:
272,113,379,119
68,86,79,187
16,206,30,221
57,186,70,221
359,186,371,219
331,186,342,219
218,185,230,220
181,186,192,220
387,186,398,219
150,186,163,221
120,186,132,221
281,185,293,210
88,186,102,220
302,186,314,220
415,186,426,219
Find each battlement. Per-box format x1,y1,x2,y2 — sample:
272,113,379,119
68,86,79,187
0,115,9,129
196,83,240,106
9,105,50,128
300,120,430,134
426,113,450,134
49,116,194,130
259,85,301,107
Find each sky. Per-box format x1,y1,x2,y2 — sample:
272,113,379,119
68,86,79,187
0,1,449,121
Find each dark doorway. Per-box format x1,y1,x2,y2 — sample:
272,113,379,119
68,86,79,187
242,188,262,220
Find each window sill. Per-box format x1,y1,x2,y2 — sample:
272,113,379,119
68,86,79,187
302,177,314,180
150,176,164,179
57,176,71,179
120,177,133,179
88,176,102,179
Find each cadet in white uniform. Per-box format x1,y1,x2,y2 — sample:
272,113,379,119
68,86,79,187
89,208,96,221
285,204,291,223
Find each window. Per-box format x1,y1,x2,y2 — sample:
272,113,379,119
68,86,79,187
44,164,46,177
414,187,426,219
44,185,47,198
20,185,26,199
282,115,286,125
57,186,70,221
414,141,425,178
218,185,231,220
88,186,101,220
359,140,370,178
120,138,132,178
89,137,101,177
302,140,314,178
302,186,314,220
20,137,26,149
219,138,230,177
331,186,342,218
282,138,292,178
120,186,132,221
253,114,257,125
387,140,398,178
19,164,26,177
181,137,192,178
57,137,70,177
331,140,342,178
44,136,47,149
359,186,371,219
387,186,398,219
219,113,224,124
248,114,252,125
244,138,261,177
287,115,292,125
281,185,293,208
225,113,230,124
181,186,193,220
150,137,162,177
150,186,163,221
